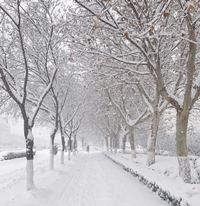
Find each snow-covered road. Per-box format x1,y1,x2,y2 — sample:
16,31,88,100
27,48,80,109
1,150,168,206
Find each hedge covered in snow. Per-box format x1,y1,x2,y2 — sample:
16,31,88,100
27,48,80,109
0,149,36,161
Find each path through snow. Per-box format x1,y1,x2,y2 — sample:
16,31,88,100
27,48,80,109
1,150,168,206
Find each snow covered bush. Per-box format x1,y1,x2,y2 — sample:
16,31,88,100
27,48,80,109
0,149,36,161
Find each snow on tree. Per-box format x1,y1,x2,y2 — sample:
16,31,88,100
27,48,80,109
106,86,150,158
0,0,68,190
73,0,200,183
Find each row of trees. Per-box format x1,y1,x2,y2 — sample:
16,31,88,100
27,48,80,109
0,0,87,190
0,0,200,190
72,0,200,184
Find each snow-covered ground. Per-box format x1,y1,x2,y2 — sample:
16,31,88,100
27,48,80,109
103,150,200,206
1,148,200,206
1,148,170,206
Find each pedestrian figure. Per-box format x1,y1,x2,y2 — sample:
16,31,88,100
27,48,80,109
86,145,90,153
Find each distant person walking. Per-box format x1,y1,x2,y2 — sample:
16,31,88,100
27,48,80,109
86,145,90,153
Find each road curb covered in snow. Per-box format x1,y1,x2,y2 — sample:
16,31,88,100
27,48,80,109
103,152,188,206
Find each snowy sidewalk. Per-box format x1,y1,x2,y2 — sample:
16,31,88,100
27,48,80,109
103,151,200,206
1,150,168,206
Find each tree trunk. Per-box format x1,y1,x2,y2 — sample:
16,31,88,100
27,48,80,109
122,134,127,154
105,136,109,151
68,135,72,160
49,139,54,170
26,159,34,191
68,149,71,160
60,150,64,164
146,110,160,166
61,132,65,165
49,129,57,170
110,135,113,153
23,114,35,191
129,126,136,158
73,137,77,156
69,136,72,151
175,24,196,183
25,128,35,191
59,118,65,165
61,141,65,165
114,134,118,154
176,110,191,183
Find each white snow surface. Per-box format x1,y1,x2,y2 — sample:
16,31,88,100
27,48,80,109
104,151,200,206
0,148,199,206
